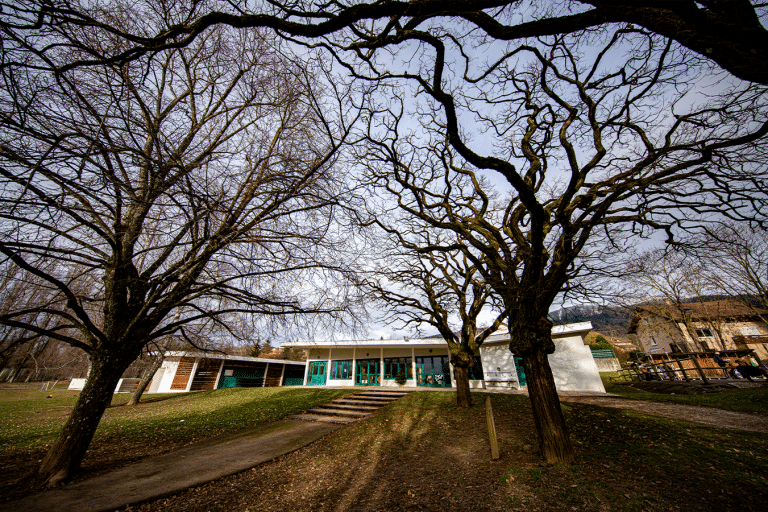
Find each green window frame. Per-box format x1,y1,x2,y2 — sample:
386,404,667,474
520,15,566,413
331,360,353,379
415,355,452,387
307,361,327,385
384,357,413,379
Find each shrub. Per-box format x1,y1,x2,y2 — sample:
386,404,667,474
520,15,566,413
588,335,613,351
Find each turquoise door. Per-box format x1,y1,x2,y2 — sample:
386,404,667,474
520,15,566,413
415,356,451,387
307,361,327,385
514,356,527,387
355,359,380,385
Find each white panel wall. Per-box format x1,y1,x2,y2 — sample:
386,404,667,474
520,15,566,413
155,360,180,393
479,344,519,388
547,336,606,392
147,367,165,393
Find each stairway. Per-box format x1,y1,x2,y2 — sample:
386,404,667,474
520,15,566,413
292,389,413,424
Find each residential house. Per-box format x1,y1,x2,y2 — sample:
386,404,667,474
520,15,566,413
627,300,768,359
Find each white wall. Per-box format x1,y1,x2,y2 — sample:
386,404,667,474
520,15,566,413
148,367,165,393
68,378,87,391
155,359,180,393
479,344,520,389
547,336,606,392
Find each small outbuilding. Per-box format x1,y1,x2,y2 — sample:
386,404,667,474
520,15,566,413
149,352,306,393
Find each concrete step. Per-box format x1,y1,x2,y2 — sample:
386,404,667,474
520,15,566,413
293,388,413,425
290,413,358,424
343,395,398,402
321,403,379,412
331,399,391,408
356,390,413,396
352,394,402,400
306,407,370,418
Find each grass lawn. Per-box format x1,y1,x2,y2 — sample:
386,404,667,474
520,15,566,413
0,385,354,501
127,391,768,512
3,385,767,511
601,372,768,415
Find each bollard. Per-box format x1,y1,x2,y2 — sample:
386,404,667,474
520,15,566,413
486,396,500,460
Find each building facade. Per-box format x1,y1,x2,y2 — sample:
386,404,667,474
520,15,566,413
69,353,309,394
281,322,605,393
627,300,768,359
147,352,306,393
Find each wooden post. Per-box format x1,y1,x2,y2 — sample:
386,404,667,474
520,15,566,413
676,361,690,382
633,367,643,381
651,365,662,381
485,396,500,460
662,362,675,381
692,357,710,384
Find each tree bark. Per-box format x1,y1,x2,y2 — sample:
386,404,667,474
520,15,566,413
453,365,472,407
35,358,125,486
523,349,574,464
126,354,164,406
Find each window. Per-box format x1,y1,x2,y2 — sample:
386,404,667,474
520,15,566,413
650,336,658,346
330,360,352,379
695,328,714,338
740,326,762,336
384,357,413,379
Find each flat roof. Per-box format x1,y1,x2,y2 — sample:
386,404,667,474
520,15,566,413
282,321,592,349
163,351,305,366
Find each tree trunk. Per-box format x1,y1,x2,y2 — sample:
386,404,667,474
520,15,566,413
453,365,472,407
523,349,575,464
126,354,164,406
35,358,124,486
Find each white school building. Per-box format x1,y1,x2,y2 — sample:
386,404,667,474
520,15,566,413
281,322,605,393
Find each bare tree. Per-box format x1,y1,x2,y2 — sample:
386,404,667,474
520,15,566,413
620,250,728,352
4,1,768,84
362,215,508,407
0,13,359,485
694,224,768,322
125,308,183,406
353,28,768,463
0,261,83,380
3,0,768,470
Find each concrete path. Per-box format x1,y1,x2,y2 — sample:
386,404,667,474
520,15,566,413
0,420,341,512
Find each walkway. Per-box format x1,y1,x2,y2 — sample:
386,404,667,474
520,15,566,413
559,395,768,433
0,390,410,512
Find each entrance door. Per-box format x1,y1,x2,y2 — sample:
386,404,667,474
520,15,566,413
514,356,527,387
415,356,451,387
307,361,327,385
355,359,380,386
